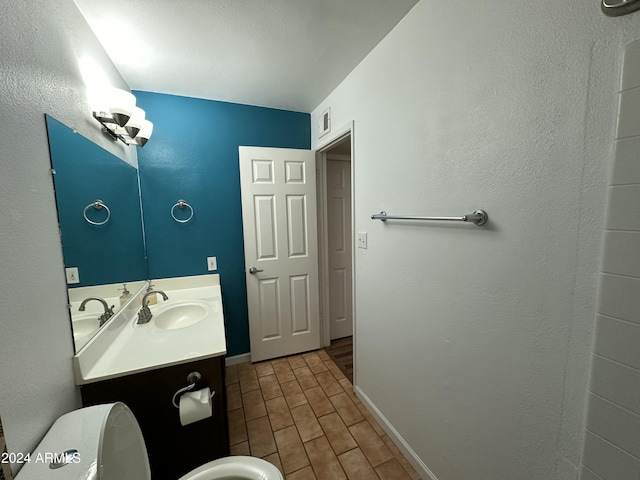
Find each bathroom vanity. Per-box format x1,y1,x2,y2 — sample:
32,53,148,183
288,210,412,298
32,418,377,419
72,275,229,480
80,356,228,480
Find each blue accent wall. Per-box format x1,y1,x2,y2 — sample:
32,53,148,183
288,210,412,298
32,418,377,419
46,115,147,287
134,92,311,356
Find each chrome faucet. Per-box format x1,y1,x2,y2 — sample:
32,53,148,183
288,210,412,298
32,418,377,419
79,297,115,327
137,290,169,324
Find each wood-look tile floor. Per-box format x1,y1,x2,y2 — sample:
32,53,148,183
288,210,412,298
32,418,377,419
226,349,421,480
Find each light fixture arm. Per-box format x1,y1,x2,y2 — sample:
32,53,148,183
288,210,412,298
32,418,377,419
92,111,131,146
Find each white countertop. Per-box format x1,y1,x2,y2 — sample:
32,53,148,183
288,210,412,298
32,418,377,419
68,281,148,350
72,275,227,385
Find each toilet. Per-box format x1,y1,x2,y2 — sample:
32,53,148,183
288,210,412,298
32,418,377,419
15,402,283,480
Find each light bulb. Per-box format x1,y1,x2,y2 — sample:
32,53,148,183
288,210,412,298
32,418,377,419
125,107,146,138
135,120,153,147
108,88,136,127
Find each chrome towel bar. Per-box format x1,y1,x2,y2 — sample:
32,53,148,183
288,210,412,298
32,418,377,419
601,0,640,16
371,209,488,226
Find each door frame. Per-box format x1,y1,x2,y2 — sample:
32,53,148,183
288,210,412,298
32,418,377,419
315,122,356,377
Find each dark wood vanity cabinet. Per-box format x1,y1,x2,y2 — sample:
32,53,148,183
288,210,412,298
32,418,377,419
81,356,229,480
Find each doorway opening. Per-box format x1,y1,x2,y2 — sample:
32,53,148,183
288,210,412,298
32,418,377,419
317,133,353,382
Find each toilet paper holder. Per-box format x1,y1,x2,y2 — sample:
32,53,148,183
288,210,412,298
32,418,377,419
171,371,215,408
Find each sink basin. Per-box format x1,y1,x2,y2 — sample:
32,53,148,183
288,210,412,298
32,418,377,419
153,301,210,330
72,314,102,348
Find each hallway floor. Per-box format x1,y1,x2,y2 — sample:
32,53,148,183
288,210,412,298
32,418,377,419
323,336,353,383
225,349,420,480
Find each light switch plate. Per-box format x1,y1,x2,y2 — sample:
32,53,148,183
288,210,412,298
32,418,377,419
66,267,80,284
357,232,367,249
207,256,217,271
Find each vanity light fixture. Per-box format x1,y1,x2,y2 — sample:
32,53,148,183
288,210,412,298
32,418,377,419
92,88,153,147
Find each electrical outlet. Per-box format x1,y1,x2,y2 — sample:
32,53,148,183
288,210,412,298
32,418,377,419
66,267,80,284
357,232,367,249
207,256,217,271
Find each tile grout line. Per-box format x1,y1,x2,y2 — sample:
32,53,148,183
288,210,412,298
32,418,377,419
227,350,419,480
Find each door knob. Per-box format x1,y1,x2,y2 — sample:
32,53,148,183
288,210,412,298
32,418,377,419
248,267,263,274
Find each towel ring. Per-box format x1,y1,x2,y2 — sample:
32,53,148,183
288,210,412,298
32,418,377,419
171,199,194,223
83,199,110,226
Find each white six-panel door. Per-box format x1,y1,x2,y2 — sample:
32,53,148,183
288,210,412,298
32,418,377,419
326,158,353,340
239,146,320,362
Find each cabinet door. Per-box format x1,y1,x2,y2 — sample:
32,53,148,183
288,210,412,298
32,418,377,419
81,357,229,480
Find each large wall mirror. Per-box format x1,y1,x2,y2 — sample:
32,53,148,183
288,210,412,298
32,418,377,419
45,115,148,351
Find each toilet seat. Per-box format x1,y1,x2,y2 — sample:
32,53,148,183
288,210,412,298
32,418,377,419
178,455,283,480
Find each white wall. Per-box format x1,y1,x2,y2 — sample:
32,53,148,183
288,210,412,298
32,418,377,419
0,0,133,470
312,2,640,479
580,39,640,480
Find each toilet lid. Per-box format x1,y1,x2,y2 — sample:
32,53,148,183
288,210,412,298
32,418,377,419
178,456,283,480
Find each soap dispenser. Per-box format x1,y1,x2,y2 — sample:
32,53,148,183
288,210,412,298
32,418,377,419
118,284,131,306
145,284,157,305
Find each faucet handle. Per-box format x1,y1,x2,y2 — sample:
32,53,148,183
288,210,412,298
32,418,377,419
98,306,115,326
137,305,152,324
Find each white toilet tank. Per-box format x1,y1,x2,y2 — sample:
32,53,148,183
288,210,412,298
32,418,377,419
16,402,151,480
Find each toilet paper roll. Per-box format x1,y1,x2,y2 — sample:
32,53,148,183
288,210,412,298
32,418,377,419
179,387,213,426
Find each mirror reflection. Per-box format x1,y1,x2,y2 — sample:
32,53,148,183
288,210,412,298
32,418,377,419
45,115,148,350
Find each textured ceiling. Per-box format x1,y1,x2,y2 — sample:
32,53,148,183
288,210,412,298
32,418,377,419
74,0,418,112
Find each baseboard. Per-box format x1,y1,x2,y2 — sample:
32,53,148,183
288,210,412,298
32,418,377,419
354,384,439,480
225,353,251,366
